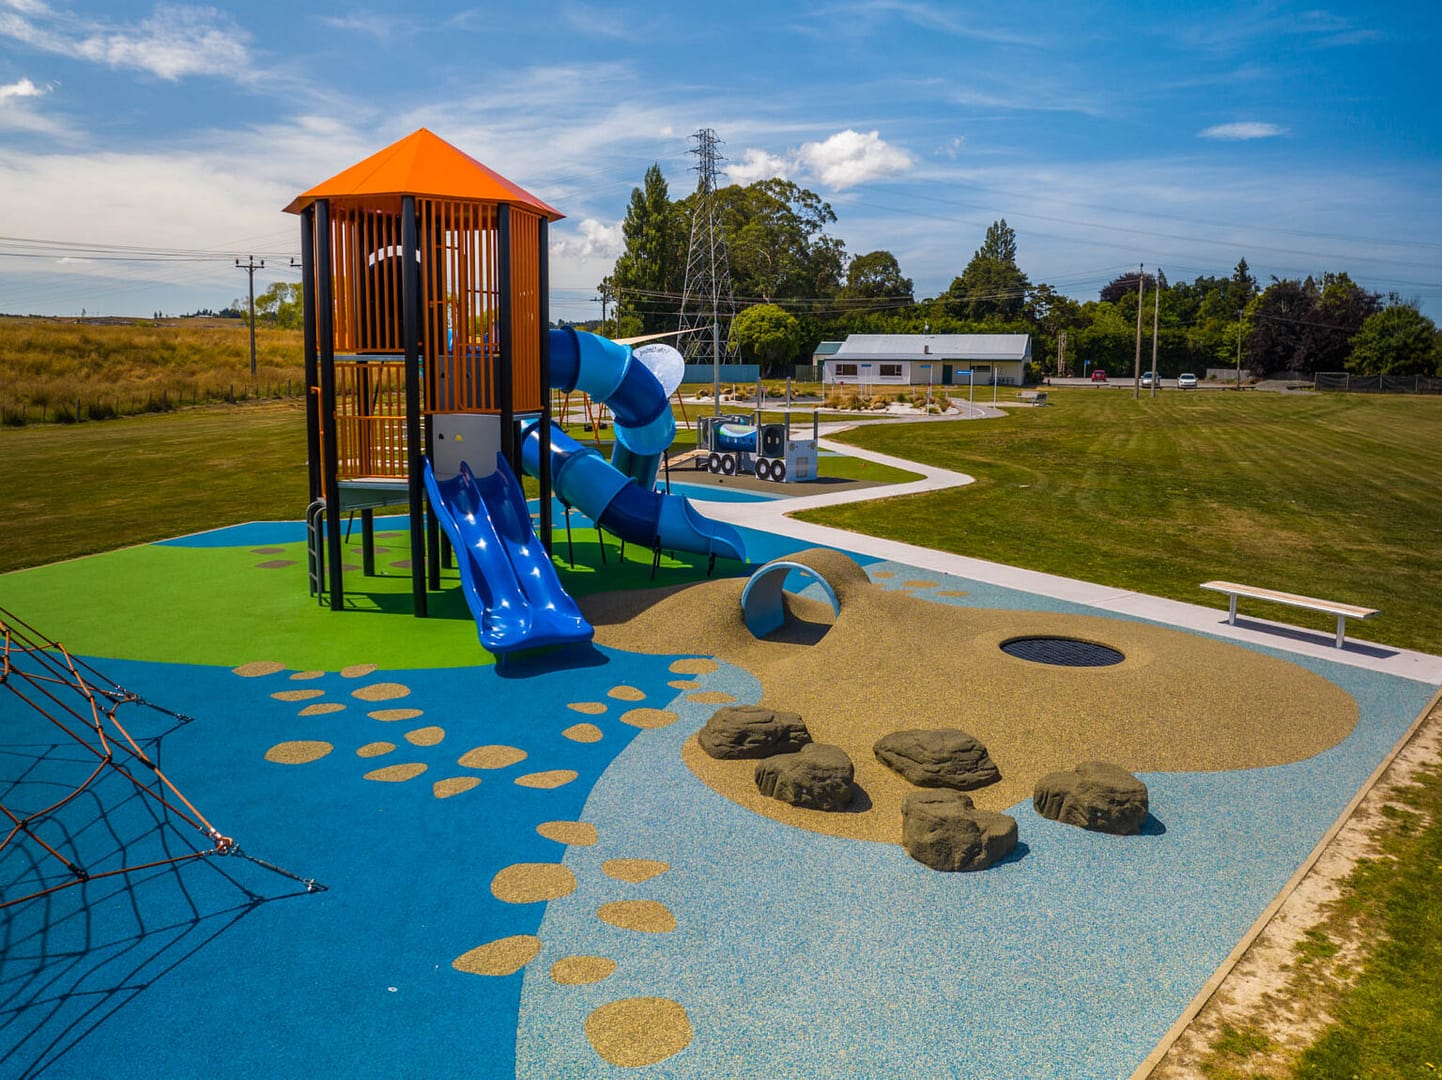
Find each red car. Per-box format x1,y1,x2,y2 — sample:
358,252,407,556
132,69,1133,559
1090,369,1108,381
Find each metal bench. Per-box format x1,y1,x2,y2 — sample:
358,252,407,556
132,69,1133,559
1018,390,1048,404
1200,580,1379,648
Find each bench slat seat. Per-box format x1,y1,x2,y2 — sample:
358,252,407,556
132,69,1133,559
1200,580,1379,648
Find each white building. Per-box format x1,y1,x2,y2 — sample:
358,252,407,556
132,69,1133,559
823,333,1032,387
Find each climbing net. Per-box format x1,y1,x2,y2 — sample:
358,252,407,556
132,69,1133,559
0,605,323,910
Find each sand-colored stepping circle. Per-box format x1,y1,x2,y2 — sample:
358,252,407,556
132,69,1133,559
265,740,333,764
271,689,325,702
491,863,577,904
602,859,668,884
369,708,423,722
607,685,646,702
668,658,717,675
668,679,701,690
234,661,285,678
567,701,607,715
562,723,603,743
357,741,396,758
514,770,578,789
433,777,481,799
299,702,346,716
537,820,598,846
619,708,678,730
364,762,427,782
551,955,616,985
289,670,326,681
404,726,445,746
352,682,411,702
597,900,676,933
585,997,691,1067
340,663,378,679
452,935,540,976
935,589,969,598
459,745,527,770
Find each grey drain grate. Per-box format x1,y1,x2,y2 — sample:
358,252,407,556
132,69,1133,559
1000,636,1125,667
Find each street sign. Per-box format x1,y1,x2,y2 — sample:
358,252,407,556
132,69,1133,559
954,370,971,376
919,363,931,369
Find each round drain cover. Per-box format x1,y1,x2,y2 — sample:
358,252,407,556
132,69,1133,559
1000,636,1124,667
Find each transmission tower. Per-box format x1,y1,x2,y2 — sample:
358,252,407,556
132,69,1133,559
677,128,740,408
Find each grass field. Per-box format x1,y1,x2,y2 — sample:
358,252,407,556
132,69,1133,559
802,388,1442,654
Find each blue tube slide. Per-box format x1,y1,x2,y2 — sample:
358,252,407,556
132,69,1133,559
522,422,746,564
423,456,593,655
549,328,671,486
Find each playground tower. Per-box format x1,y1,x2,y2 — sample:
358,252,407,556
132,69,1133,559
285,129,562,616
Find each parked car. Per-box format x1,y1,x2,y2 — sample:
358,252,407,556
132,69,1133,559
1177,373,1199,389
1140,371,1159,388
1090,369,1108,381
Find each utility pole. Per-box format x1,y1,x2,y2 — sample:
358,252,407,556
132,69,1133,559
1133,262,1145,399
1236,309,1244,390
677,128,741,416
236,255,264,377
1150,267,1161,398
1057,329,1067,378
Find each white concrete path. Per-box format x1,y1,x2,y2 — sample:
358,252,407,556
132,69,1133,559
692,438,1442,686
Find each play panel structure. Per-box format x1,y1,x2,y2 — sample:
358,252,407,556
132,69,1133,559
286,129,744,656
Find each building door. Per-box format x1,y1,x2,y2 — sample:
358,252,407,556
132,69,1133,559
942,363,953,386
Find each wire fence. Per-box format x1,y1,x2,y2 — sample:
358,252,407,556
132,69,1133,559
1,381,305,426
1314,372,1442,394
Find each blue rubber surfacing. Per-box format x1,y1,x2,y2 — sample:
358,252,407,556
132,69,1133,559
2,527,1436,1079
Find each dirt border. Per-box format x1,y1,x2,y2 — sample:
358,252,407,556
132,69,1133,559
1135,685,1442,1078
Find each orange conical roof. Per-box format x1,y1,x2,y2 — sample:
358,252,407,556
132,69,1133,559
284,128,563,220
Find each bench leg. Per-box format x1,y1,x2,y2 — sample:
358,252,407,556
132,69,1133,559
1227,595,1238,625
1336,615,1346,649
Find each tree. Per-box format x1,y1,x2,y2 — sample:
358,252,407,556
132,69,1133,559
1347,303,1439,376
838,250,913,305
608,164,685,334
943,219,1028,321
1305,272,1381,373
1245,276,1319,374
729,303,803,375
240,282,302,329
1099,270,1161,306
706,178,845,302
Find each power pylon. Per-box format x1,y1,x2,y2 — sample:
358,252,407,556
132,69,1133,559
677,128,740,410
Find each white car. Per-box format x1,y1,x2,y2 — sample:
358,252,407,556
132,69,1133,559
1177,373,1199,389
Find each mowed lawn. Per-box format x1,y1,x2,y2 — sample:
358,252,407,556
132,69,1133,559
6,401,310,572
804,388,1442,655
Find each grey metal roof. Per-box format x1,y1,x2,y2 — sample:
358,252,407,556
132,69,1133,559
832,334,1031,361
812,340,844,355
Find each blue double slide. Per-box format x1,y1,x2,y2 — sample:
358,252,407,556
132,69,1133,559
424,329,746,656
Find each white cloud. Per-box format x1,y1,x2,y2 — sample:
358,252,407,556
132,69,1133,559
550,217,623,261
0,75,46,100
1199,122,1287,141
799,129,913,188
724,130,912,190
725,147,792,186
0,3,252,81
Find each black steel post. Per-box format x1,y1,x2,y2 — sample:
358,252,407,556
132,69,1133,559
402,195,427,618
497,204,515,471
315,200,345,611
300,208,321,503
538,218,554,554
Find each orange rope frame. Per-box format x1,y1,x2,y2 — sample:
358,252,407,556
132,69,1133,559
0,606,323,909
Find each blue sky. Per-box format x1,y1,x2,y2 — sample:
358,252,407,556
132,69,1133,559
1,0,1439,322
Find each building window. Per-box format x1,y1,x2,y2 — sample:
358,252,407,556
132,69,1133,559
879,364,903,377
834,363,857,377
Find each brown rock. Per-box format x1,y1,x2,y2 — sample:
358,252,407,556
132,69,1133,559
754,743,855,811
901,789,1018,871
873,728,1000,791
1033,761,1149,835
699,705,811,760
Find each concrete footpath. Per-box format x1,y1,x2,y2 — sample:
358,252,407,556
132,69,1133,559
692,438,1442,686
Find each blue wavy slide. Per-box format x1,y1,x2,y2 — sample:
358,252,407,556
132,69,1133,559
521,422,746,563
534,328,746,563
423,456,593,655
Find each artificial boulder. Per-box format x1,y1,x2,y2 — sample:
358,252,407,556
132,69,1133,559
699,705,811,760
873,728,1000,791
1033,761,1149,835
900,789,1017,872
754,743,855,811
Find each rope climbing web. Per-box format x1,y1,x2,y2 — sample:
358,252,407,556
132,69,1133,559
0,605,325,909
